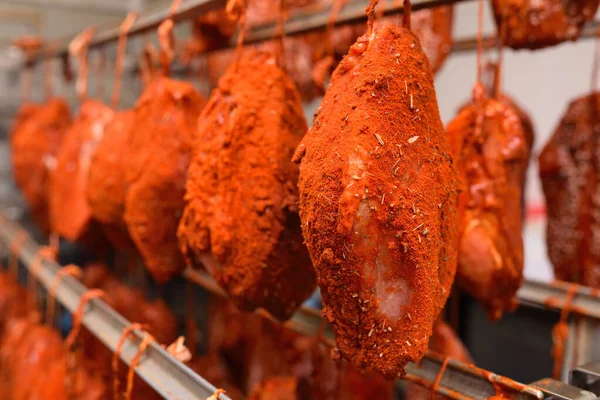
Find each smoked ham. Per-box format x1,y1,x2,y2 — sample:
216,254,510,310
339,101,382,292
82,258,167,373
410,6,453,74
178,51,315,320
50,100,114,242
11,99,71,234
447,83,529,320
539,93,600,286
87,13,139,253
491,0,600,50
293,7,458,377
124,77,205,282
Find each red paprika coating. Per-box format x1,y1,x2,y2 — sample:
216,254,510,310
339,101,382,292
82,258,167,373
125,77,206,283
178,52,315,320
11,99,71,234
490,0,600,50
294,23,458,379
87,110,137,252
50,100,114,243
539,94,600,287
448,84,529,320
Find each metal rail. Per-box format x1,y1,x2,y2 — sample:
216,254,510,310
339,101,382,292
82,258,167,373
0,213,230,400
26,0,470,63
184,269,544,400
518,280,600,321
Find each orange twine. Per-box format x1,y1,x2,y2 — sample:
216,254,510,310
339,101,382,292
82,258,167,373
46,264,82,327
125,333,155,400
64,289,105,353
113,323,144,400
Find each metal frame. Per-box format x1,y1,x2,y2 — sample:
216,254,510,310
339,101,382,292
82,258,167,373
0,213,231,400
184,269,544,400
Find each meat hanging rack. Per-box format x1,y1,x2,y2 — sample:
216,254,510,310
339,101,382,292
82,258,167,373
0,212,231,400
19,0,600,65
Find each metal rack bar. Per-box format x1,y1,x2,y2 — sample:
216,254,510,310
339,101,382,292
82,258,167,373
184,269,544,400
27,0,470,64
34,0,227,59
518,280,600,321
244,0,470,44
0,213,230,400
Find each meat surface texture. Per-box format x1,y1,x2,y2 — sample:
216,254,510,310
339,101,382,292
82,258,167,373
448,85,529,320
178,52,315,320
11,98,71,233
87,110,137,252
539,93,600,286
50,100,114,242
491,0,600,50
125,77,205,283
294,22,458,378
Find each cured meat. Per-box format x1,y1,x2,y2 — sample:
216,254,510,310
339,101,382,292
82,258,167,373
178,51,315,320
447,82,529,320
1,318,107,400
539,93,600,286
0,273,30,337
87,13,138,253
491,0,600,50
409,6,453,74
87,110,136,250
293,6,458,377
50,100,114,242
11,98,71,233
124,76,205,282
405,319,473,399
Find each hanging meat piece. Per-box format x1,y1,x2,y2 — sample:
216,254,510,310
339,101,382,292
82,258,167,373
1,318,107,400
491,0,600,50
87,110,136,252
410,6,453,74
11,99,71,234
50,100,114,242
87,13,138,253
293,11,458,377
178,51,315,320
447,83,529,320
0,273,30,338
539,93,600,286
124,76,205,282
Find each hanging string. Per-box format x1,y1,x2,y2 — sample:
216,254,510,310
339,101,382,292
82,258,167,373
64,289,105,352
8,230,28,281
591,24,600,93
551,284,578,380
365,0,379,38
476,0,483,85
113,323,144,400
13,37,42,103
493,3,509,99
27,246,56,311
157,0,182,76
227,0,248,64
112,13,138,109
68,28,95,102
45,265,81,327
430,356,450,399
125,333,155,400
402,0,411,30
207,389,226,400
